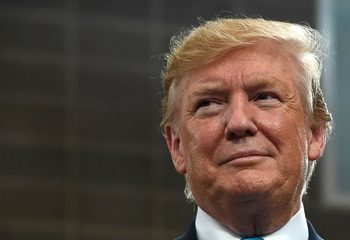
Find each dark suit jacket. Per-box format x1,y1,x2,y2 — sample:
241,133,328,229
176,219,323,240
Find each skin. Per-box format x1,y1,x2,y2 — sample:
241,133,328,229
165,40,325,236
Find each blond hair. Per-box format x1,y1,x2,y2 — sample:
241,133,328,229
160,18,333,200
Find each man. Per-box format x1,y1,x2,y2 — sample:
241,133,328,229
160,18,332,240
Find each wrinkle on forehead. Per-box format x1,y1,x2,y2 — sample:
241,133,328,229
179,39,299,89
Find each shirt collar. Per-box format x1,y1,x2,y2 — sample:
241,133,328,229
195,204,308,240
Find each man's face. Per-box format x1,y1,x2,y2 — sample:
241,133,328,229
165,40,324,215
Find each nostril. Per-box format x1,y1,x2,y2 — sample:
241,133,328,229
225,127,256,140
224,114,258,140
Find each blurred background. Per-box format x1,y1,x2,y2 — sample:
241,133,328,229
0,0,349,239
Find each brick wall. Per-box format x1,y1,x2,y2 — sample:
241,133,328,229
0,0,348,239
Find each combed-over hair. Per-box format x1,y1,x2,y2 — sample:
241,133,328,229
160,18,333,201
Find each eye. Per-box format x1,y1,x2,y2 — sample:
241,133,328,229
197,100,213,109
194,99,223,115
254,93,276,101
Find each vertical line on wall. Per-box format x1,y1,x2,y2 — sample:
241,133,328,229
64,0,80,239
149,0,165,239
316,0,339,207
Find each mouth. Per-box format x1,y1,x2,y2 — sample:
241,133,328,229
221,150,270,166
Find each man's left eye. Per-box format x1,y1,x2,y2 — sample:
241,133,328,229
254,93,275,101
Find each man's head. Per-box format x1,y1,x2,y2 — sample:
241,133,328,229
160,18,332,234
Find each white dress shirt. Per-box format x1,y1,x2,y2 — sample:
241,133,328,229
195,204,308,240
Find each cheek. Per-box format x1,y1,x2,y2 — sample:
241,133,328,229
188,118,223,144
259,108,307,142
183,119,224,166
258,111,308,165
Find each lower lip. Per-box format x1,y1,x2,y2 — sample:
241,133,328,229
224,155,269,166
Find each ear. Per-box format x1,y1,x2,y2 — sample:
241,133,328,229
308,126,326,161
165,124,186,175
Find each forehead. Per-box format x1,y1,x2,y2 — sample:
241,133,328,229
179,40,299,92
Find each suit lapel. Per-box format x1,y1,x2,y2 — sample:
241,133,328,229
307,220,323,240
176,220,197,240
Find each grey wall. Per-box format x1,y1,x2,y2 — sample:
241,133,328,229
0,0,348,239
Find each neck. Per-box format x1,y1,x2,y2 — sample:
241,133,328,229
201,197,301,237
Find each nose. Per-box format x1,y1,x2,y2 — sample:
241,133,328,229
224,96,258,140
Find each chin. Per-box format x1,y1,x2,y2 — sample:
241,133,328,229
218,173,277,202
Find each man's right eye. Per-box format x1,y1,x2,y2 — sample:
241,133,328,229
196,100,213,109
194,100,223,115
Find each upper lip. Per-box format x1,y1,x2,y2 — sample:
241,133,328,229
221,150,270,164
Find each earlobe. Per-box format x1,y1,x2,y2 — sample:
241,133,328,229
165,125,186,174
308,126,326,161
